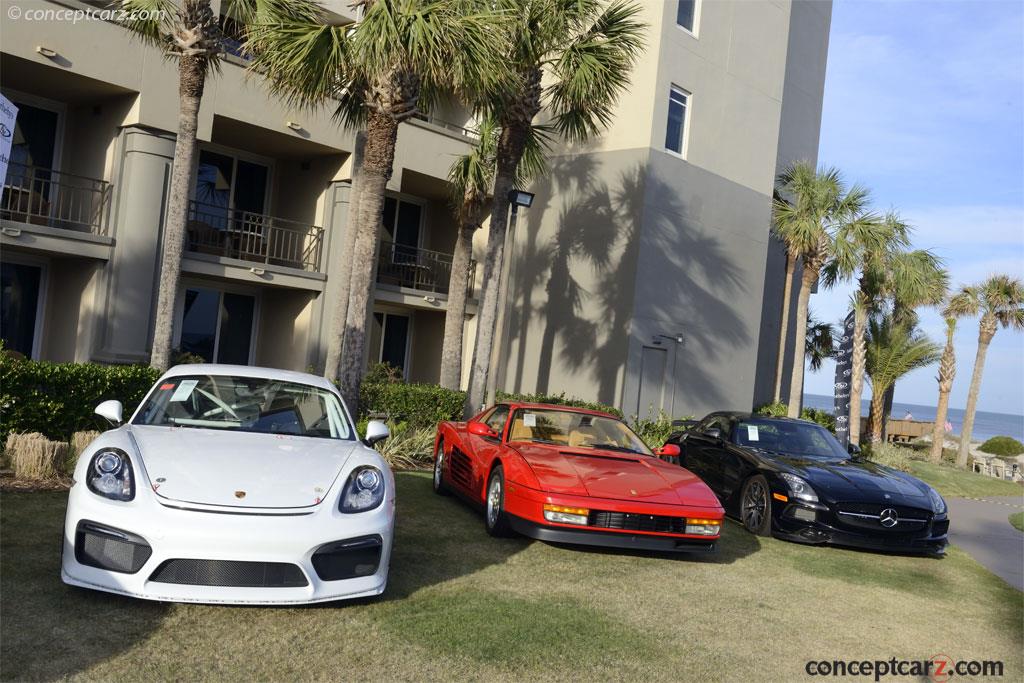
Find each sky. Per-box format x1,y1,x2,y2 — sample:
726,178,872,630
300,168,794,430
806,0,1024,415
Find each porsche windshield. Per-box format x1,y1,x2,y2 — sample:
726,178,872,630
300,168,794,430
507,408,652,455
733,419,847,459
133,375,353,440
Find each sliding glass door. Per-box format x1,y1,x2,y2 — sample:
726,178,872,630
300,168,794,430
179,287,256,364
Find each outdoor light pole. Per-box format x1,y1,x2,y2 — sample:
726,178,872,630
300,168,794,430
488,189,536,402
654,333,685,417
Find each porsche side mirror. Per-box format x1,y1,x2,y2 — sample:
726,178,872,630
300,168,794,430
364,420,390,446
704,427,722,441
848,442,862,456
95,400,123,426
467,421,498,439
656,444,681,458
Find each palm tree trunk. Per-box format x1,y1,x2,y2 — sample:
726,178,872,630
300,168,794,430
772,252,795,402
930,326,956,463
847,297,868,445
465,123,529,417
956,321,995,468
323,131,367,381
337,111,399,413
869,385,886,443
150,54,206,370
439,223,476,389
786,265,817,417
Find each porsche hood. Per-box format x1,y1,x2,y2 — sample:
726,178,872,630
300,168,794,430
130,426,360,509
513,444,720,508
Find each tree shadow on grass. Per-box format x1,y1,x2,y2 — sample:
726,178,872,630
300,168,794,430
0,492,169,682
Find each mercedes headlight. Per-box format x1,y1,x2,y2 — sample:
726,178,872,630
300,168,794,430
339,466,385,513
779,472,818,503
928,486,946,515
86,449,135,501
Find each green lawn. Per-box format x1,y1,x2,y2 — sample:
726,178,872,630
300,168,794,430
908,460,1024,498
2,473,1022,681
1011,512,1024,533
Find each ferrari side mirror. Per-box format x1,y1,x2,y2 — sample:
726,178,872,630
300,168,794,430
656,444,681,458
467,421,498,439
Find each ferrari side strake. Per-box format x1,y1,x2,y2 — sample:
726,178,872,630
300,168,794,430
665,412,949,555
433,402,725,552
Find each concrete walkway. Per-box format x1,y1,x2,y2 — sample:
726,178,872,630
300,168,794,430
946,496,1024,591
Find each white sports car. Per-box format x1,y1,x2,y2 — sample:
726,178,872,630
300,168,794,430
61,364,395,605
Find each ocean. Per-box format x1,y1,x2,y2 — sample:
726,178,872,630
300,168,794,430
803,393,1024,444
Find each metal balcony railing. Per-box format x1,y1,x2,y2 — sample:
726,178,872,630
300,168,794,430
1,162,112,235
411,113,479,140
376,241,476,297
187,201,325,272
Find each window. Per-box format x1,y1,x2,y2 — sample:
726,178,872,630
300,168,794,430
676,0,698,33
382,196,422,263
665,86,689,155
178,287,256,364
193,149,270,224
371,312,411,377
484,405,510,437
0,261,44,357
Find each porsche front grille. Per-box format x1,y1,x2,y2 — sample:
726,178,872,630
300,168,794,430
149,559,308,587
588,511,687,534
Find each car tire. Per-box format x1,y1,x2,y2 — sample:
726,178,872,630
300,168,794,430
484,465,511,537
740,474,773,536
432,439,450,496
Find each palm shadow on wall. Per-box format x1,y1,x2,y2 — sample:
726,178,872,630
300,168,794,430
505,157,750,411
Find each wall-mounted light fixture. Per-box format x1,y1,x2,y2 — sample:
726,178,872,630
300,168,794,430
36,46,58,59
286,121,303,132
508,189,535,208
249,267,266,276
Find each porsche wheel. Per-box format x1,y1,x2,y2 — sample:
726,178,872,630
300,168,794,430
484,465,511,537
740,474,772,536
432,440,450,496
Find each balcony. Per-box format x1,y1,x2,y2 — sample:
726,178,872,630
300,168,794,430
376,241,475,297
1,162,112,235
186,201,325,272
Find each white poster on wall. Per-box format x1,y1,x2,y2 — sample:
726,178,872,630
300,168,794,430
0,94,17,182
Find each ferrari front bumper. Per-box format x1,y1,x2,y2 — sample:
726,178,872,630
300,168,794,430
507,514,717,552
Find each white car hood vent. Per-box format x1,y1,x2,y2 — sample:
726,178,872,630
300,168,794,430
131,426,359,509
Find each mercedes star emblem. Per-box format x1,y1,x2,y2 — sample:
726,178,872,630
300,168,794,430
879,508,898,527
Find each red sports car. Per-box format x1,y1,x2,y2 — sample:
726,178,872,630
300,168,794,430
432,402,725,552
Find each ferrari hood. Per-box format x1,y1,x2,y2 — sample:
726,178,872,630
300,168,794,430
779,455,929,504
130,426,359,509
514,444,720,508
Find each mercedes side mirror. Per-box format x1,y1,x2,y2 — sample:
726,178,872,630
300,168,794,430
847,442,862,456
364,420,390,446
467,421,498,439
704,427,722,441
94,400,123,426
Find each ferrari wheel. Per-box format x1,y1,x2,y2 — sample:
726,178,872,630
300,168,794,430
432,440,450,496
484,465,511,537
740,474,772,536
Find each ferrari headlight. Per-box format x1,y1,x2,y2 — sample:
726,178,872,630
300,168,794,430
86,449,135,502
928,486,946,514
340,466,385,513
779,473,818,503
685,518,722,536
543,504,589,526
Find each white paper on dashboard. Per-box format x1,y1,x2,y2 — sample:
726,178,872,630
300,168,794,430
170,379,199,402
746,425,759,441
523,413,537,427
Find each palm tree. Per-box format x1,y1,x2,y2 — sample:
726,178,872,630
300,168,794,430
865,315,941,444
463,0,647,416
771,191,798,403
246,0,507,410
955,275,1024,467
772,162,871,418
805,312,836,372
929,289,977,462
120,0,318,370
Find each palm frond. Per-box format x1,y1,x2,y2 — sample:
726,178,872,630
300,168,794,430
865,315,941,394
805,311,836,372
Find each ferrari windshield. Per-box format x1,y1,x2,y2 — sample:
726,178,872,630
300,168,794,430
132,375,353,440
507,408,652,455
733,419,847,459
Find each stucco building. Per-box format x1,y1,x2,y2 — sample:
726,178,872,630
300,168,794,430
0,0,831,418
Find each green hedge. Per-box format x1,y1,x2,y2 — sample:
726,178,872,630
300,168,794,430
358,381,465,429
0,355,159,442
755,402,837,433
978,436,1024,458
495,390,623,418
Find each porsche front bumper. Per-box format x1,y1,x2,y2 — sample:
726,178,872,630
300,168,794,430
61,482,395,605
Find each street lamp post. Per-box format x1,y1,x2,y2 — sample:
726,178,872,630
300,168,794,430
487,189,536,403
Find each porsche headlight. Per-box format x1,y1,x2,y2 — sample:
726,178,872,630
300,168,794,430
86,449,135,502
340,466,385,513
928,486,946,515
779,473,818,503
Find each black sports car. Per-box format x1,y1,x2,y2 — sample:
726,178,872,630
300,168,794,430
664,412,948,554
